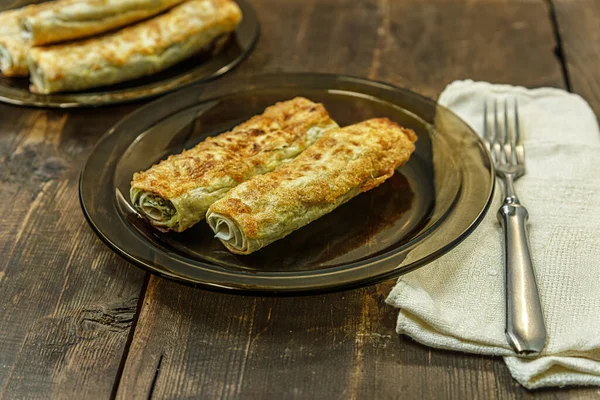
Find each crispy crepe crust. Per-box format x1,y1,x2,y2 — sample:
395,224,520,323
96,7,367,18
207,118,418,255
0,8,23,36
0,4,52,77
21,0,186,46
130,97,339,232
0,28,29,77
27,0,242,94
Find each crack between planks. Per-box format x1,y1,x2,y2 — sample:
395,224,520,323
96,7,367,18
109,273,151,400
546,0,572,91
234,298,257,397
147,353,164,400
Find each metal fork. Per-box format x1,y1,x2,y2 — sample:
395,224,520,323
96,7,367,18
483,99,547,355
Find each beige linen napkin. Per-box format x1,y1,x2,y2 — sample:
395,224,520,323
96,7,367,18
386,80,600,389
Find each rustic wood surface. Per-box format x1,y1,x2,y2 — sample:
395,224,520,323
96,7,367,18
0,0,598,399
552,0,600,117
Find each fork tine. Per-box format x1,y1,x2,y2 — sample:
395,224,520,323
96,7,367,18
503,99,514,165
503,100,509,146
483,101,491,153
493,99,498,143
514,99,525,167
514,98,521,144
493,99,504,163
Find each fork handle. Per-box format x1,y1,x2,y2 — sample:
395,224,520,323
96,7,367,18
498,200,547,355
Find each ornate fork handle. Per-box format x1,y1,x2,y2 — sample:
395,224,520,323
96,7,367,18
497,193,546,354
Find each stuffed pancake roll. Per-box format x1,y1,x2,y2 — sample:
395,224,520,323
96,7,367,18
0,4,52,76
21,0,186,46
27,0,242,94
130,97,339,232
207,118,417,255
0,14,29,76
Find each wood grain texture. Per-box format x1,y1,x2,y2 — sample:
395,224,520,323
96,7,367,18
113,1,596,399
0,0,596,398
232,0,565,99
552,0,600,117
0,104,148,399
116,277,600,400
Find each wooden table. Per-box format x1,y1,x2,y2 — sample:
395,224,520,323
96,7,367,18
1,0,599,398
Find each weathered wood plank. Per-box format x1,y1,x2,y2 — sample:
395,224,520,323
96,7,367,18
115,1,597,399
0,104,148,399
233,0,565,98
368,0,566,98
552,0,600,117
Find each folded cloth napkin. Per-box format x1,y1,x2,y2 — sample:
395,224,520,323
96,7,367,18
386,80,600,389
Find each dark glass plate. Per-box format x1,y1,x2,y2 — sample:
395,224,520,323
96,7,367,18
0,0,258,108
80,73,494,294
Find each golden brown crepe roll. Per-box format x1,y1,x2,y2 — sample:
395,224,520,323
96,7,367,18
21,0,186,46
130,97,339,232
27,0,242,94
207,118,417,255
0,4,49,77
0,14,29,77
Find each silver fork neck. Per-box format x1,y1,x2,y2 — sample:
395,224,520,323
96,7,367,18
501,173,520,204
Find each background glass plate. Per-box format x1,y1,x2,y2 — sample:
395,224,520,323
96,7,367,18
0,0,258,108
80,73,494,294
